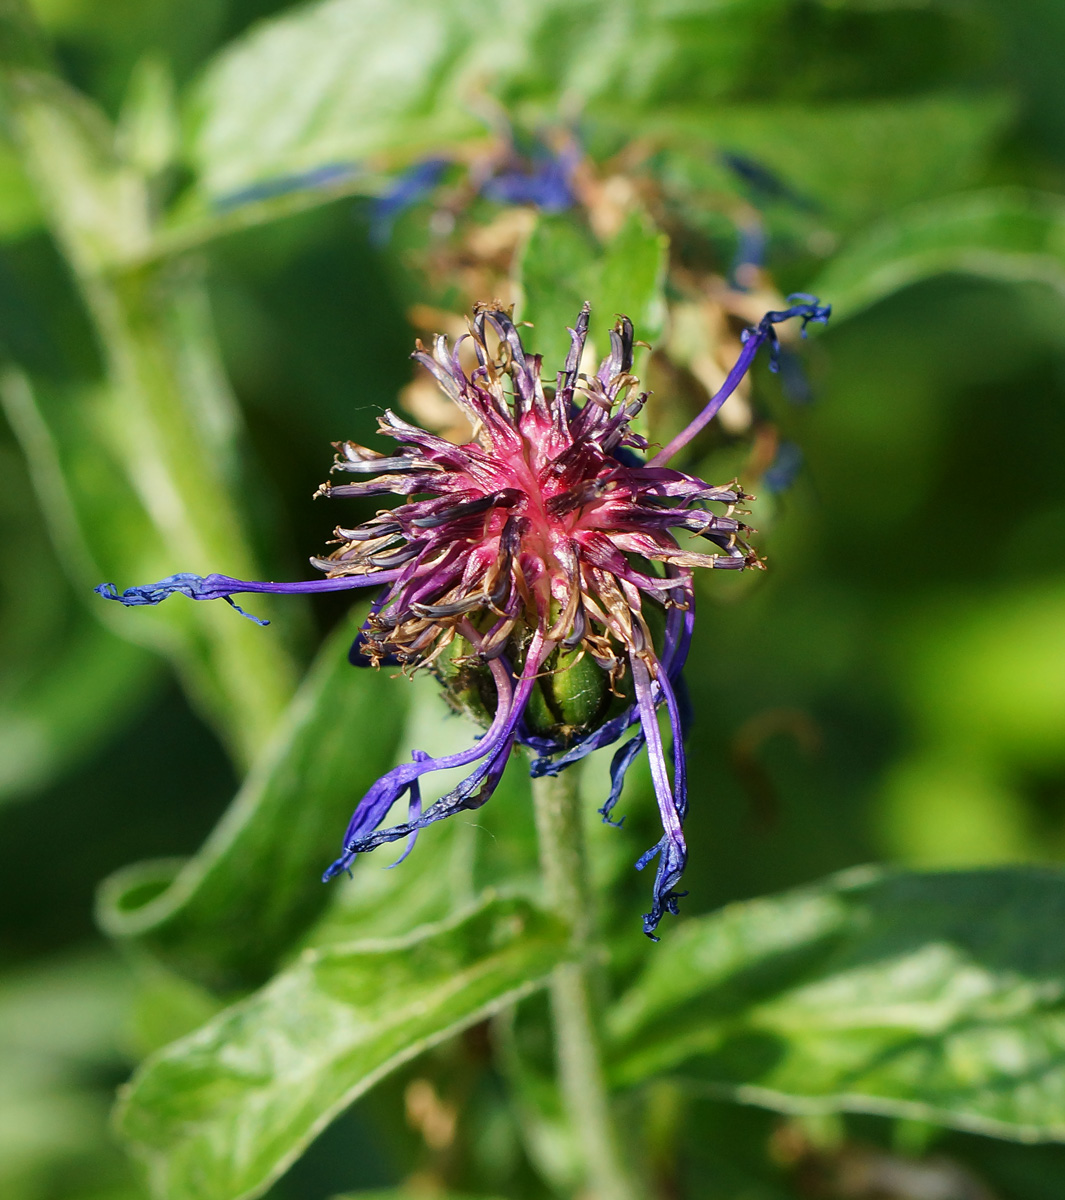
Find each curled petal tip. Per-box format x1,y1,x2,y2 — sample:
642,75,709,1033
780,294,832,333
322,855,354,882
95,572,206,607
94,573,269,625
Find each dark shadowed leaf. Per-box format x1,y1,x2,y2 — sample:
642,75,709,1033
97,612,409,992
609,865,1065,1142
0,608,156,802
0,425,158,802
811,189,1065,320
116,895,568,1200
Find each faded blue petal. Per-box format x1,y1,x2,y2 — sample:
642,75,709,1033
214,162,360,212
371,157,449,244
651,298,831,465
719,151,815,213
763,440,804,493
776,346,815,405
96,570,400,625
481,145,577,211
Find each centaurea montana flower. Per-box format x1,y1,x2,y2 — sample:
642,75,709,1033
97,298,829,937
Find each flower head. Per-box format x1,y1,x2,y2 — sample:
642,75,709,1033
97,297,828,937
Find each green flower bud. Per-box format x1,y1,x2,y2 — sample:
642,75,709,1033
524,645,623,745
434,632,633,750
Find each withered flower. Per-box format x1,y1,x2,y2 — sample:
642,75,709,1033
98,298,828,936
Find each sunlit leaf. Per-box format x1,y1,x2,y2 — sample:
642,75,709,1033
177,0,795,222
0,950,136,1193
609,865,1065,1141
116,895,568,1200
97,611,410,992
811,189,1065,320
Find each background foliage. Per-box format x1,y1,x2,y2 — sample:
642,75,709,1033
4,0,1065,1197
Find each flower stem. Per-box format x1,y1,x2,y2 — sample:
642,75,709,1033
531,769,638,1200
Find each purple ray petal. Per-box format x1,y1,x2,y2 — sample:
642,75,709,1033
95,569,411,626
650,299,830,466
323,630,554,879
631,653,689,939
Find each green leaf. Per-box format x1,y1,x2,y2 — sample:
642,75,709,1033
637,93,1013,235
0,136,42,239
0,949,137,1192
609,865,1065,1142
0,48,300,764
516,209,667,374
160,4,1001,253
97,611,409,992
0,607,156,802
811,189,1065,321
116,894,568,1200
184,0,781,196
332,1193,506,1200
1,350,295,770
156,0,804,253
117,55,180,180
0,427,158,801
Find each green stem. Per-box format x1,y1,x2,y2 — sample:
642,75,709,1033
0,3,298,765
532,770,639,1200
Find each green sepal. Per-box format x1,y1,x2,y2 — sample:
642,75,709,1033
435,624,637,750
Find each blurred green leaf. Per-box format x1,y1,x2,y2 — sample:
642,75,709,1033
332,1193,506,1199
1,70,151,271
812,189,1065,320
880,580,1065,867
0,137,42,239
117,54,180,180
116,894,568,1200
183,0,795,200
0,363,294,767
609,865,1065,1142
157,4,1003,255
0,607,156,801
642,93,1013,235
1,39,300,763
493,1002,578,1192
0,949,131,1072
0,428,159,800
126,961,226,1060
0,950,137,1196
97,611,410,992
517,209,667,374
154,0,833,257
